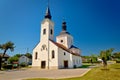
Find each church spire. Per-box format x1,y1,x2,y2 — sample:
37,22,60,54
45,0,51,20
60,20,70,35
62,21,67,31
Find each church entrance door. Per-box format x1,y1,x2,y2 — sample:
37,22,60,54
64,60,68,68
41,61,46,69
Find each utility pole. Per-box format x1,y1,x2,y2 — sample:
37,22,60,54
26,48,29,53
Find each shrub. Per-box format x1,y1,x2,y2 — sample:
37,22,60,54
6,64,12,69
2,64,12,69
116,60,120,63
20,62,27,67
73,65,76,68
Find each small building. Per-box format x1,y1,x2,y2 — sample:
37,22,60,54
0,53,10,63
19,55,30,65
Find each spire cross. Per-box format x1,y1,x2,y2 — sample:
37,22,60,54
48,0,50,7
62,17,65,22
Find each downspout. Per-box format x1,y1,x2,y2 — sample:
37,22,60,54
48,40,50,69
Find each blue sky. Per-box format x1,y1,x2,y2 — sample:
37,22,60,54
0,0,120,56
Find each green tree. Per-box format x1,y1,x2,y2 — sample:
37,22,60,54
14,54,22,58
100,51,106,59
0,41,15,70
90,54,98,63
8,56,19,63
100,48,114,60
112,52,120,59
8,53,22,64
25,53,32,59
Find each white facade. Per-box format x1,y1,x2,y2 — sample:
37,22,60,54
19,55,29,65
32,7,82,69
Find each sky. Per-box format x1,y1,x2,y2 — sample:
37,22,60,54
0,0,120,56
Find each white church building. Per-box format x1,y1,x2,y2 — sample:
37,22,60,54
32,6,82,69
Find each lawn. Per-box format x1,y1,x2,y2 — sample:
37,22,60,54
25,63,120,80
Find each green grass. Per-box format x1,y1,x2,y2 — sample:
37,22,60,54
79,64,91,68
24,78,52,80
24,63,120,80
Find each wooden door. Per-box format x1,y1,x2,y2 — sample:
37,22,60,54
41,61,46,68
64,60,68,68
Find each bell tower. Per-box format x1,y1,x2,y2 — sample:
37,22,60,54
40,6,54,42
56,21,73,48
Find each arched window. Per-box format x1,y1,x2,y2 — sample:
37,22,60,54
43,29,46,35
50,29,53,35
52,50,55,59
35,52,38,59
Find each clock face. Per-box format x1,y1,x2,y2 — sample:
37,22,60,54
41,44,47,51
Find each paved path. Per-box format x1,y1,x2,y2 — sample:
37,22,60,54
0,68,90,80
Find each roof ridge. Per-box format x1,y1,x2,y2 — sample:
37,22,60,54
49,40,80,56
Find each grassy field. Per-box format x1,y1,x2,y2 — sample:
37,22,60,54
25,63,120,80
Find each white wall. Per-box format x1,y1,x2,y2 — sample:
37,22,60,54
32,40,59,69
56,34,73,48
58,48,73,68
49,41,59,69
72,55,82,67
19,56,29,65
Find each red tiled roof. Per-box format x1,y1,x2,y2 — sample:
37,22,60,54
49,40,80,56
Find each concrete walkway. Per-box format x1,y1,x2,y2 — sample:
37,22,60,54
0,68,90,80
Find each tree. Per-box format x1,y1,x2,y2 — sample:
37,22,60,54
100,48,114,60
8,56,19,63
102,57,107,68
25,53,32,59
14,54,22,58
90,54,98,63
0,41,15,70
8,53,22,64
112,52,120,59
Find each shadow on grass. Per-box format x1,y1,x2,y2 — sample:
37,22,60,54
79,64,91,68
115,68,120,69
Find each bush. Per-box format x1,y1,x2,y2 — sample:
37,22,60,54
74,65,76,68
2,64,12,69
20,62,27,67
13,64,18,68
116,60,120,63
6,64,13,69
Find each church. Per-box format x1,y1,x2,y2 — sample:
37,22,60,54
32,6,82,69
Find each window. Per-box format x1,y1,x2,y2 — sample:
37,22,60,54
35,52,38,59
61,40,63,43
52,50,55,59
64,52,66,55
50,29,53,35
43,29,46,35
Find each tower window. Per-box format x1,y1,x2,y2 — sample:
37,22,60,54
43,29,46,35
61,40,63,43
52,50,55,59
35,52,38,60
50,29,53,35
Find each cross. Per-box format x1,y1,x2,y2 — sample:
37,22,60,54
48,0,50,7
